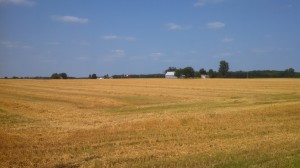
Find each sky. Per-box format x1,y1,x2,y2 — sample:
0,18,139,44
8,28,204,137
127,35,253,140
0,0,299,77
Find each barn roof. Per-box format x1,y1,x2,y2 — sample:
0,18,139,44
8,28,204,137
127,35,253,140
166,71,175,76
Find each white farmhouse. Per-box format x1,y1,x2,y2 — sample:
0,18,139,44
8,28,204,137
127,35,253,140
201,75,209,79
165,71,177,78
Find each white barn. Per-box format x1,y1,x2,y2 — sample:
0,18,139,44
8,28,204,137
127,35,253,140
201,74,209,79
165,71,177,78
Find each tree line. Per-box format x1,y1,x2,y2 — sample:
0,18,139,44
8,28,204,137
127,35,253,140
165,60,229,78
3,60,298,79
164,60,298,78
51,73,68,79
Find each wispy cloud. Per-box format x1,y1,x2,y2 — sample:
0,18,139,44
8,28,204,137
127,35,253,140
102,49,126,62
101,35,136,41
101,35,118,40
194,0,224,7
165,23,191,30
0,0,35,6
213,51,234,58
1,41,17,48
21,45,32,49
111,49,125,57
1,41,32,49
52,15,88,24
222,38,233,43
252,47,292,54
150,52,163,61
207,22,225,29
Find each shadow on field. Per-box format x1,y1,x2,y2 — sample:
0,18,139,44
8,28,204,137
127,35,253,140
54,156,99,168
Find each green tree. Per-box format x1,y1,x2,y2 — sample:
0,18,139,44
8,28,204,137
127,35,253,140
199,68,207,75
218,60,229,77
195,71,200,78
51,73,60,79
175,69,183,78
183,67,195,78
207,69,214,78
104,74,109,79
51,72,68,79
59,73,68,79
165,67,177,73
91,73,97,79
283,68,295,77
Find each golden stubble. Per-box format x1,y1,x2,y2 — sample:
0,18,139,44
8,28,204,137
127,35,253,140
0,79,299,167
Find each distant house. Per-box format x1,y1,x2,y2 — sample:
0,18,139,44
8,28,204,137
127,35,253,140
201,74,209,79
165,71,177,78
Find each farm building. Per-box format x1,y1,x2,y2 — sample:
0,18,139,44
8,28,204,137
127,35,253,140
201,75,209,79
165,71,177,78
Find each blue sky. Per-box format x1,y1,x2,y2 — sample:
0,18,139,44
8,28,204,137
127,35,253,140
0,0,299,77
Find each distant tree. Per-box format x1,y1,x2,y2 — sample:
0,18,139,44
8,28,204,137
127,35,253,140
51,73,60,79
283,68,295,77
91,73,97,79
88,74,92,79
195,71,200,78
59,73,68,79
218,60,229,77
165,67,177,73
175,69,183,78
288,68,295,73
199,68,207,75
183,67,195,78
208,69,216,78
51,72,68,79
104,74,109,79
4,76,8,79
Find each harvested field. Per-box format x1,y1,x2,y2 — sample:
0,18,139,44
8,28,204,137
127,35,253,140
0,79,299,167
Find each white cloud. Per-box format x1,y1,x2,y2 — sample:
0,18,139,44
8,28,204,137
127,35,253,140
252,47,292,54
111,49,125,57
1,41,17,48
194,0,224,7
22,45,32,49
52,15,88,24
150,52,163,61
213,51,234,58
0,0,35,6
222,38,233,43
101,35,136,41
101,35,118,40
1,41,32,49
102,49,126,62
194,1,206,7
165,23,191,30
207,22,225,29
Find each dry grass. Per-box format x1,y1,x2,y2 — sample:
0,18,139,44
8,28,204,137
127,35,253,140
0,79,299,167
